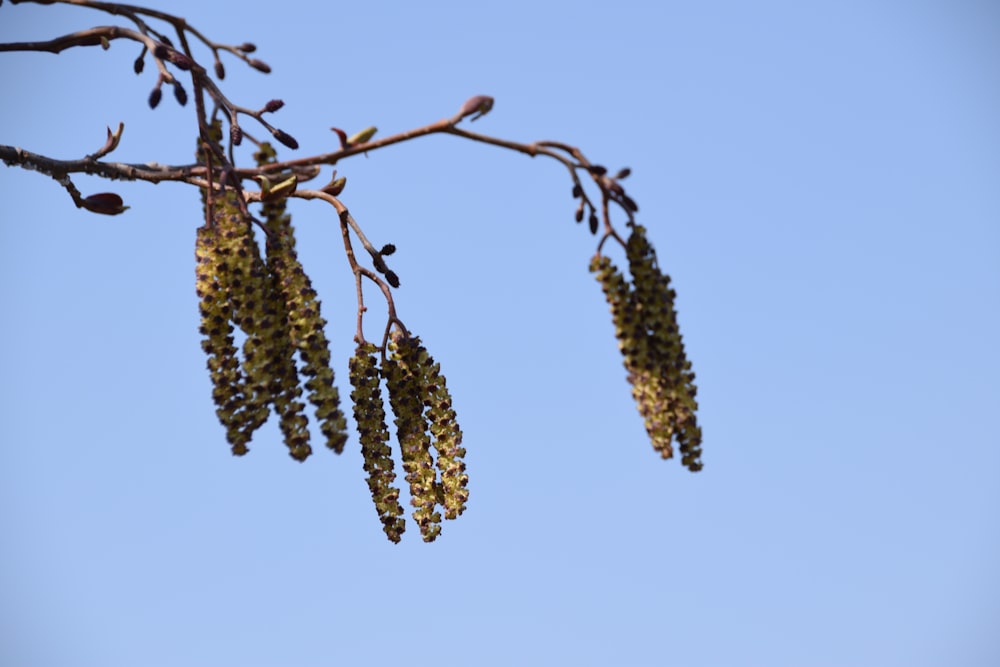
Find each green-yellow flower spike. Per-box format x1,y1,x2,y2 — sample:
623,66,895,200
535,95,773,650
420,352,467,521
381,331,468,541
590,232,703,472
196,219,254,455
264,206,348,455
383,332,441,542
349,343,406,543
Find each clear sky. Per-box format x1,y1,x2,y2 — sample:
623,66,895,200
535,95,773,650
1,1,998,665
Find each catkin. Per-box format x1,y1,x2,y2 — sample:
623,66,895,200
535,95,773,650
349,343,406,542
591,225,703,471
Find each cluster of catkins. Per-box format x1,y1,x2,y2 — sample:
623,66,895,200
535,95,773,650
195,135,466,542
194,171,347,462
349,336,468,543
590,226,703,471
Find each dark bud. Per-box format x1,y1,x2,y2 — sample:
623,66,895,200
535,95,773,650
171,53,194,71
248,58,272,74
263,99,285,113
153,44,192,70
379,244,396,256
622,195,639,212
214,60,225,80
148,86,162,109
133,55,144,74
615,167,631,180
159,35,173,47
385,270,400,288
80,192,129,215
272,129,298,150
238,42,257,53
588,212,599,235
574,203,585,223
230,123,243,146
571,183,582,198
588,165,607,176
173,82,188,106
372,254,388,274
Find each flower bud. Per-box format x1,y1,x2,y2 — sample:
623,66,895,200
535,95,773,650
80,192,130,215
263,99,285,113
272,129,298,150
457,94,494,121
248,58,272,73
173,82,188,106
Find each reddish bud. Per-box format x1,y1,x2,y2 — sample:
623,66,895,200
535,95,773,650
80,192,130,215
615,167,631,180
574,203,585,223
263,99,285,113
622,195,639,212
572,184,582,198
133,55,144,74
230,123,243,146
330,127,348,150
214,60,225,79
272,129,298,150
457,94,495,121
588,165,607,176
238,42,257,53
248,58,271,73
148,86,162,109
588,212,599,235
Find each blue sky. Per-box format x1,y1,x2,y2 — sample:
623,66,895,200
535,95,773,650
1,1,998,665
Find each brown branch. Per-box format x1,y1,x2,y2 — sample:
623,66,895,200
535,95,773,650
0,24,159,55
2,3,637,255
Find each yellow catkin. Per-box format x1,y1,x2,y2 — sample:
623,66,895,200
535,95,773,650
383,332,441,542
349,343,406,542
420,351,468,521
195,220,253,454
590,229,703,471
254,143,349,458
625,226,702,471
212,202,272,439
263,207,348,455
